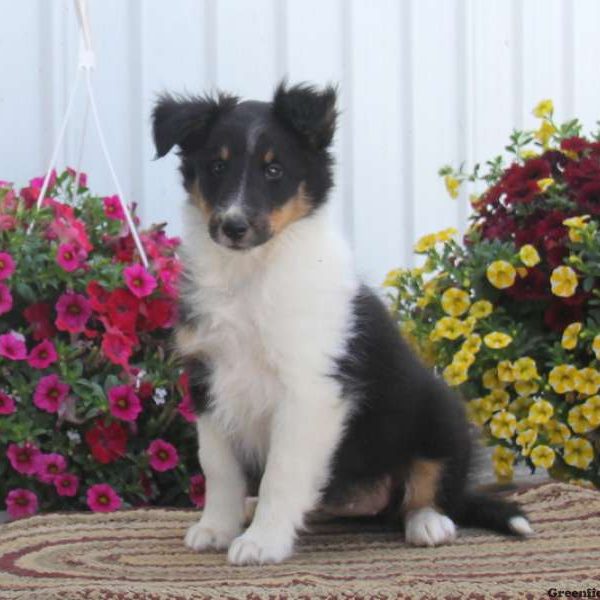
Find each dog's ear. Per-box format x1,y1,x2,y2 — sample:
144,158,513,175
152,93,238,158
273,82,338,150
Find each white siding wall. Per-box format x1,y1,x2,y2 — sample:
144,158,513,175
1,0,599,284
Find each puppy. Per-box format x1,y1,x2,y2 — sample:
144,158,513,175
152,82,532,565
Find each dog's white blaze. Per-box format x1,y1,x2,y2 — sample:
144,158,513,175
182,203,359,563
508,516,534,536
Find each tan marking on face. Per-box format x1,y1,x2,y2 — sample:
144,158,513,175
268,183,312,235
189,180,213,221
264,149,275,163
402,459,442,513
219,146,230,160
174,325,205,358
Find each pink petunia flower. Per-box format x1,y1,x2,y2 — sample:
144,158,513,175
6,489,39,519
178,393,196,423
123,264,157,299
56,243,87,272
0,390,16,415
108,385,142,422
35,452,67,484
66,167,88,188
7,442,41,475
189,474,206,508
0,282,13,315
33,374,70,413
55,292,92,333
54,473,79,497
0,332,27,360
103,195,126,220
86,483,122,513
0,252,15,280
147,439,179,472
27,339,58,369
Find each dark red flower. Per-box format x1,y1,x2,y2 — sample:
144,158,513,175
86,281,110,313
107,288,139,333
23,302,56,340
505,180,540,204
85,418,128,464
544,300,585,333
561,136,589,154
504,267,549,302
140,297,174,331
101,330,134,369
576,181,600,215
138,381,154,400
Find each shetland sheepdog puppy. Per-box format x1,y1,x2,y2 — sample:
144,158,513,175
152,82,532,565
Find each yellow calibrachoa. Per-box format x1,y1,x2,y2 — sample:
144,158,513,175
490,411,517,440
382,268,402,288
453,349,476,368
487,388,510,411
519,244,541,267
436,227,458,242
497,360,515,382
434,316,466,340
575,368,600,396
550,266,578,298
516,428,537,456
528,399,554,425
515,379,539,397
469,300,493,319
444,175,461,199
512,357,539,381
414,233,437,253
441,287,471,317
443,362,468,387
543,419,571,445
568,405,594,434
482,368,503,390
582,395,600,427
486,260,517,289
563,438,594,470
462,334,482,354
594,334,600,360
549,364,578,394
467,397,493,426
536,178,554,193
533,99,554,118
535,120,556,146
563,215,590,242
530,445,556,469
492,446,515,480
520,149,539,160
561,322,582,350
483,332,513,349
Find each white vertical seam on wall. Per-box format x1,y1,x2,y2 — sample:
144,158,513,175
511,0,524,129
400,0,414,267
341,0,354,248
39,1,55,168
562,0,575,118
274,0,288,81
205,0,217,90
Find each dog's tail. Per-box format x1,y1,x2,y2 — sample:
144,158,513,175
449,491,533,536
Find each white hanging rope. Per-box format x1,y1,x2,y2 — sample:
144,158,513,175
31,0,149,268
73,94,89,197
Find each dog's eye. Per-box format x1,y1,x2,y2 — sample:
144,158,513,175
209,159,227,176
264,163,283,181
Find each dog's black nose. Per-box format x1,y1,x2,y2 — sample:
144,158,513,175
221,216,249,241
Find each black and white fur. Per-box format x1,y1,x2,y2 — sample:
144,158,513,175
152,82,532,565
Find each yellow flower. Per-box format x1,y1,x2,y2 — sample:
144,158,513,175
548,364,578,394
550,266,578,298
469,194,481,207
492,446,515,480
482,368,502,390
441,287,471,317
436,227,458,242
520,149,539,160
515,379,539,397
512,357,539,381
414,233,437,253
563,437,594,470
483,332,513,349
497,360,515,383
593,334,600,361
575,367,600,396
382,268,402,287
466,397,493,426
516,416,536,432
516,428,538,456
561,322,582,350
443,362,468,387
487,388,510,411
534,120,556,146
434,316,467,340
518,245,540,268
528,399,554,425
490,411,517,440
536,178,554,193
568,405,594,434
582,395,600,427
486,261,516,289
445,175,461,199
453,349,476,368
563,215,590,229
511,397,534,415
532,99,554,118
469,300,493,319
462,316,477,335
530,445,556,469
569,228,583,243
462,334,482,355
544,419,571,445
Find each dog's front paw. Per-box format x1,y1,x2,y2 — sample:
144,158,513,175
227,528,294,565
185,521,240,551
405,507,457,547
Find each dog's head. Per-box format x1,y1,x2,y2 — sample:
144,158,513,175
152,82,337,250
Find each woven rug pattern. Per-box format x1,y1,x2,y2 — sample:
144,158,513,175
0,482,599,599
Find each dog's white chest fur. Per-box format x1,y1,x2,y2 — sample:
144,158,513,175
180,205,358,467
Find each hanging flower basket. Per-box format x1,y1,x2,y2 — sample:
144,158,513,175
386,101,600,489
0,169,204,520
